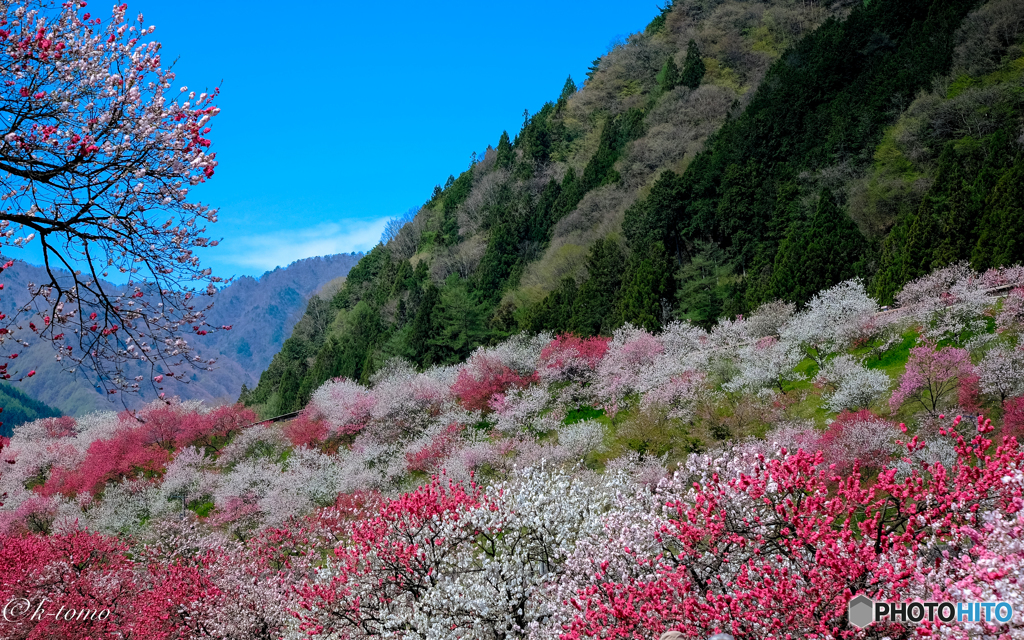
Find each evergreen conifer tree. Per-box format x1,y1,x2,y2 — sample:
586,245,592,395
975,161,1024,270
428,279,489,365
679,40,705,89
768,192,866,303
277,367,301,414
410,283,440,367
558,75,577,102
571,238,626,335
619,243,673,333
496,131,514,169
656,57,681,92
527,277,578,334
676,241,727,328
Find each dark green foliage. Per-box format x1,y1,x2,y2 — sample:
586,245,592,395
277,366,302,415
410,283,441,367
646,1,674,35
516,102,559,165
526,276,578,335
975,159,1024,269
475,178,565,302
333,245,393,310
327,302,383,384
564,405,605,424
675,241,730,328
0,383,62,437
552,169,584,220
629,0,979,315
657,56,681,92
768,191,868,303
427,278,490,365
570,238,627,335
618,243,674,333
558,76,577,105
679,40,705,89
476,219,524,302
496,131,514,169
586,56,602,83
440,169,474,245
622,169,686,256
525,237,629,337
875,129,1022,302
581,108,646,190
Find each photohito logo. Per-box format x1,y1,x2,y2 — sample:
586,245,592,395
848,595,1014,628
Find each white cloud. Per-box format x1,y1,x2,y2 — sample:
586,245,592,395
218,218,390,272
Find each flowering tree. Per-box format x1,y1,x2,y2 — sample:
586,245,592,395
723,336,805,395
293,468,616,640
814,409,901,474
451,352,538,412
889,344,975,415
595,324,666,411
814,354,892,412
896,263,990,346
781,279,878,367
562,419,1023,640
977,344,1024,403
996,286,1024,332
0,1,226,396
539,334,610,383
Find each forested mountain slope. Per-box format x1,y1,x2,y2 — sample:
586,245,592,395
0,383,61,438
247,0,1024,418
0,253,360,415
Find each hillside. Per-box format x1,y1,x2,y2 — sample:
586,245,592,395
0,253,361,415
0,383,61,438
3,264,1024,637
247,0,1024,418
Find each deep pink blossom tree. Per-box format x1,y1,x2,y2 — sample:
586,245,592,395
539,334,611,382
451,353,538,412
562,418,1023,640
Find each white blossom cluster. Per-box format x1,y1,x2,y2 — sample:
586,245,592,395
815,353,892,412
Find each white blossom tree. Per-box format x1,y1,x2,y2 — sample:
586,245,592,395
896,263,990,346
780,278,878,367
976,344,1024,403
814,354,892,412
723,336,805,395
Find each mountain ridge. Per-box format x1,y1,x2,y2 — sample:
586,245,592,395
0,252,363,415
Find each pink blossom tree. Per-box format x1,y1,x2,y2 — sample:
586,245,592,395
890,344,975,415
539,334,611,383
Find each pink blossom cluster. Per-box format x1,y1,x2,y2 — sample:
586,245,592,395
890,344,975,415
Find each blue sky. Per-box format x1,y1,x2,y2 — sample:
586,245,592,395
25,0,660,278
